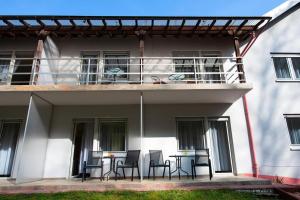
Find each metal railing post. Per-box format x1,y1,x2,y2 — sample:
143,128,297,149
193,58,197,84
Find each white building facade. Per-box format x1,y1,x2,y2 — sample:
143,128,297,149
0,15,273,183
243,1,300,184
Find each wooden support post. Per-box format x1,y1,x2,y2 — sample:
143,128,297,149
233,36,245,83
33,30,48,85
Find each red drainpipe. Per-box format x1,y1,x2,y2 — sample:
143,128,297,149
240,32,259,178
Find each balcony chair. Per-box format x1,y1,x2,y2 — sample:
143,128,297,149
148,150,171,180
191,149,213,180
82,151,104,182
115,150,140,181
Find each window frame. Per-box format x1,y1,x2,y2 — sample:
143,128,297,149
98,118,128,153
102,51,130,81
175,117,207,151
271,53,300,82
284,114,300,150
80,51,100,85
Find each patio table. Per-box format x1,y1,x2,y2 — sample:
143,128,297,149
103,155,126,180
169,155,194,180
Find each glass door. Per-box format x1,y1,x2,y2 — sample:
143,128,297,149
71,120,94,177
0,121,21,177
80,54,99,85
11,52,34,85
208,118,233,173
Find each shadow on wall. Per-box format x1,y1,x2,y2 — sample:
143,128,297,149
245,15,300,179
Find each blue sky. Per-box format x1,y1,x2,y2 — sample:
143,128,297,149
0,0,285,16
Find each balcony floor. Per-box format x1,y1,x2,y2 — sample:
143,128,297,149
0,83,252,105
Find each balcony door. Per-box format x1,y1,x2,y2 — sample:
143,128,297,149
11,52,34,85
0,53,12,85
0,120,21,177
103,52,129,82
172,51,199,81
80,53,99,85
208,118,233,173
71,120,94,177
200,51,223,83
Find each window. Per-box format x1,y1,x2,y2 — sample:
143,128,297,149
173,51,198,80
11,52,34,85
201,51,223,83
285,117,300,145
176,118,206,150
99,119,126,151
272,55,300,80
291,57,300,78
103,52,129,80
0,54,11,85
80,53,99,84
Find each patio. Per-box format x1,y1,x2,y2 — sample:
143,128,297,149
0,176,274,194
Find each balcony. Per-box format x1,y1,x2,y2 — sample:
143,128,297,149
0,56,245,84
0,56,251,105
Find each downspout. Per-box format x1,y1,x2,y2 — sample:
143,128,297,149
240,16,271,177
240,31,260,178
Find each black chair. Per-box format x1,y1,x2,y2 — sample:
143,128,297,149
82,151,104,182
191,149,213,180
115,150,140,181
148,150,171,180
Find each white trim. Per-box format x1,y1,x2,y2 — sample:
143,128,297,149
290,145,300,151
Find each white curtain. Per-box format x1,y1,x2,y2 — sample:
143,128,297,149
273,57,291,78
78,122,94,173
0,55,10,84
210,120,232,172
80,55,98,84
177,120,205,150
291,58,300,78
0,122,20,176
100,121,126,151
287,118,300,144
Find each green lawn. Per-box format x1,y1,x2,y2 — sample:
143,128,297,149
0,190,279,200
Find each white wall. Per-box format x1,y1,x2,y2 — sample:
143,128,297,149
243,7,300,179
43,101,251,179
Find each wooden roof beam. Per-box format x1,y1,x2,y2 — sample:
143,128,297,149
192,19,201,33
175,19,186,37
86,19,92,28
36,19,45,28
204,19,216,35
19,19,31,28
217,19,232,35
2,19,14,28
69,19,76,29
236,19,248,32
54,19,62,29
254,19,266,29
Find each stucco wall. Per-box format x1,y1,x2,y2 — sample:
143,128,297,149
43,101,251,178
243,7,300,179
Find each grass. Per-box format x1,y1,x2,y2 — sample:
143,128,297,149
0,190,278,200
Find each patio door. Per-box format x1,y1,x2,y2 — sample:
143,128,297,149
11,52,34,85
71,120,94,177
80,54,99,85
208,118,232,173
0,121,21,177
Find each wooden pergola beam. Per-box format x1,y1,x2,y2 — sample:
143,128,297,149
236,19,248,32
205,19,216,34
217,19,232,35
20,19,30,28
